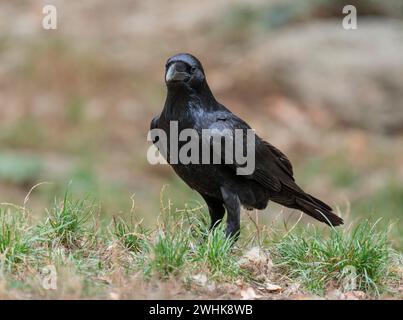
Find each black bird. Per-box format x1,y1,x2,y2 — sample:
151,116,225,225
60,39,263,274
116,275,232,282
150,53,343,239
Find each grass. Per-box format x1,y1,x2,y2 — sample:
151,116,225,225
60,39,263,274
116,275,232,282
141,199,242,281
0,190,401,299
39,191,95,248
193,224,241,279
353,182,403,247
150,230,190,279
112,216,149,253
272,220,397,296
0,208,32,271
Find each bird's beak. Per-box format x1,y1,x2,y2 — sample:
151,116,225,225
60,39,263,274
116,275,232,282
166,63,190,82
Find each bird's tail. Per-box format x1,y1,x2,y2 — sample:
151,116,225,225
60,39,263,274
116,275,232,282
272,182,343,227
295,194,343,227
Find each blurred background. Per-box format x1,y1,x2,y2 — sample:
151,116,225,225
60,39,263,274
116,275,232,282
0,0,402,246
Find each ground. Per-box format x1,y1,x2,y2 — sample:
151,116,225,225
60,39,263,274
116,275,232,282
0,188,401,300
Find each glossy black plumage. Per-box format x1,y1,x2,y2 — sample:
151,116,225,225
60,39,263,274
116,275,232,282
151,53,343,239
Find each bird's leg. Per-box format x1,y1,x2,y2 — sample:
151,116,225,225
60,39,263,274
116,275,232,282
201,194,225,230
220,187,241,241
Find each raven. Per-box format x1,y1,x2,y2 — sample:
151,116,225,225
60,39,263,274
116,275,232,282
150,53,343,239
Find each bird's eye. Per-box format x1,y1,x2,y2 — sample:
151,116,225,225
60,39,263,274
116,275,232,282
191,66,197,73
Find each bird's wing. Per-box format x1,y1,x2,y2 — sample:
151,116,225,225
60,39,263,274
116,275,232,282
149,115,160,145
208,113,295,192
258,140,294,179
208,112,340,225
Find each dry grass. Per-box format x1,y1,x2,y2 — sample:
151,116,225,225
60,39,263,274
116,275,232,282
0,188,401,300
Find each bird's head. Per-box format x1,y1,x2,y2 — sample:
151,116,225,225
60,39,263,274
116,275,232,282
165,53,206,90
